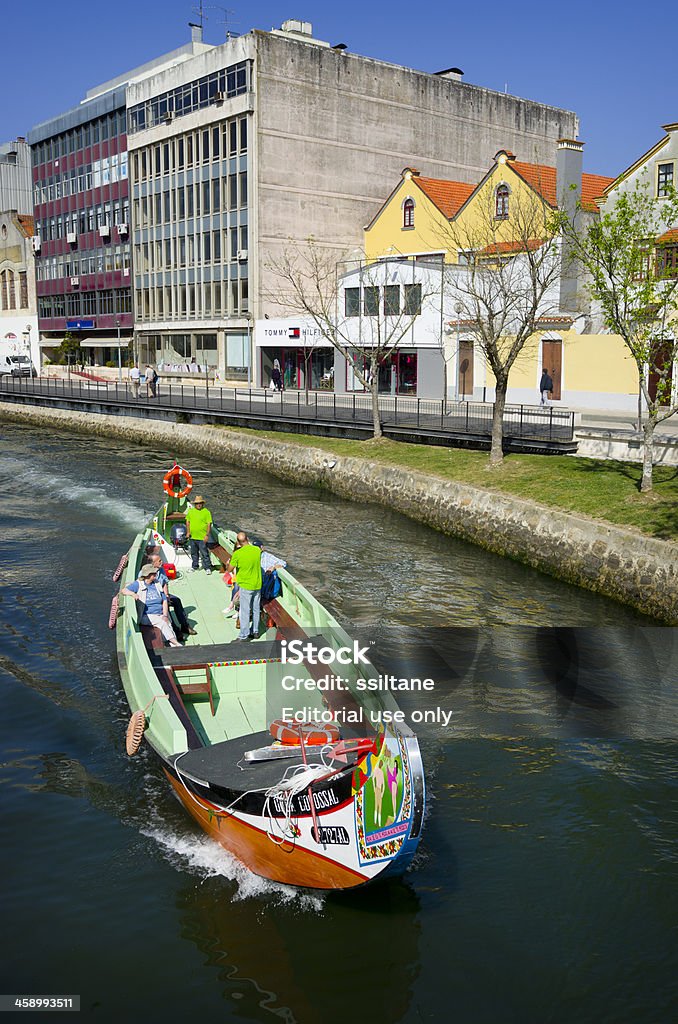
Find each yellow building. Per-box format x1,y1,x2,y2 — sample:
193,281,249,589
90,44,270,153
363,143,647,409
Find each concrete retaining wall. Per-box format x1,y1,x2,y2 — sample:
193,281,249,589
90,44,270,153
3,400,677,623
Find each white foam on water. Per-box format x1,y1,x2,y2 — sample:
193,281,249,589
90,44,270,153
142,826,325,911
0,456,148,528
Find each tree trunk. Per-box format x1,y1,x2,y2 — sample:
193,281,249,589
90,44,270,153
640,416,656,493
489,382,507,466
371,378,382,439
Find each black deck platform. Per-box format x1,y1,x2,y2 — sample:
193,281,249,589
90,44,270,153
171,731,305,789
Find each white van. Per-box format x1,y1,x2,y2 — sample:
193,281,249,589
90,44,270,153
1,354,35,377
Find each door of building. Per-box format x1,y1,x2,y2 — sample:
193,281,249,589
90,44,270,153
458,341,474,396
542,340,562,400
648,344,674,405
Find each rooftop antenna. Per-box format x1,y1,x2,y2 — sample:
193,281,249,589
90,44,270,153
191,0,207,30
206,4,239,39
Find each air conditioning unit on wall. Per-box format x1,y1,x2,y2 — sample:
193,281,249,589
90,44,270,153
70,277,79,287
237,249,248,261
66,232,77,244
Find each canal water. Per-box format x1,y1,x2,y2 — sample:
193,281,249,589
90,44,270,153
1,422,676,1023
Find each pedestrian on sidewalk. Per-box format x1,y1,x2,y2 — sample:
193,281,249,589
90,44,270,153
130,363,140,399
145,364,158,397
539,368,554,407
272,359,283,392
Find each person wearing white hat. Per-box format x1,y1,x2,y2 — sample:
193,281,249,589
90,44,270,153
120,563,182,646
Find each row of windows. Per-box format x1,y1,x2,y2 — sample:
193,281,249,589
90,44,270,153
0,269,28,310
344,284,422,318
135,278,249,319
128,62,249,134
34,154,128,203
36,199,130,242
39,287,131,319
31,110,128,166
133,172,247,226
132,117,247,180
36,246,132,281
135,226,248,271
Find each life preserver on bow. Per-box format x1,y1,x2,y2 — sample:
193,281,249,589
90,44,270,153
269,719,341,746
163,465,193,499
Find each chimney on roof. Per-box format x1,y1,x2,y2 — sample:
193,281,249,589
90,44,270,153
434,67,464,82
188,21,203,44
557,139,584,311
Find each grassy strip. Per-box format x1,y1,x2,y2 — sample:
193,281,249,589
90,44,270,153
222,427,678,541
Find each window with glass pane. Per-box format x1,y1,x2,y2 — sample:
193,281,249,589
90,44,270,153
495,184,509,219
345,287,360,317
657,163,674,198
384,285,400,315
404,283,422,315
363,286,379,315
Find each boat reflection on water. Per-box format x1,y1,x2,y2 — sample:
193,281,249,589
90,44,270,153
176,877,421,1024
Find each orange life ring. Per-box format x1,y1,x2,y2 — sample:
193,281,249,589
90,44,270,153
163,465,193,499
269,719,340,746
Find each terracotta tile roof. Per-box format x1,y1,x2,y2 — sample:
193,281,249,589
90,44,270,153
580,173,616,211
16,214,34,237
658,228,678,244
511,161,614,212
478,239,544,255
417,176,475,218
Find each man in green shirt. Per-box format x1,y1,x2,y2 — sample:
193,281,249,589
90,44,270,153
228,532,263,641
185,495,213,573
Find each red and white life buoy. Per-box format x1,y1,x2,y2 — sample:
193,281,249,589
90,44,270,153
163,465,193,499
269,719,340,746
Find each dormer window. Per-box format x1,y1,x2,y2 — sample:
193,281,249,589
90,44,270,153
495,184,510,220
403,197,415,229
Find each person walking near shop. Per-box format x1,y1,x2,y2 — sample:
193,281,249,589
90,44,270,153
186,495,213,573
130,363,141,399
539,367,554,407
227,532,263,641
272,359,283,392
145,363,158,397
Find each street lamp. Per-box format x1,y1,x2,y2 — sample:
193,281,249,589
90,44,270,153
115,317,122,382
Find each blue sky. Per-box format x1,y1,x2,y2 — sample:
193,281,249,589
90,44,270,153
5,0,675,177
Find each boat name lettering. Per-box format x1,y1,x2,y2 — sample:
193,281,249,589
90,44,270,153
281,639,370,666
314,825,350,845
272,789,340,814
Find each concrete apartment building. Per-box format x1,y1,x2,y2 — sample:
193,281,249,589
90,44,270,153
126,18,579,386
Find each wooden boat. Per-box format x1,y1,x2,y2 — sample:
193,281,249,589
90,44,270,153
113,464,426,889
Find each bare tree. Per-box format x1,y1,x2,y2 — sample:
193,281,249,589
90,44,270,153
561,179,678,492
440,184,563,466
266,241,441,438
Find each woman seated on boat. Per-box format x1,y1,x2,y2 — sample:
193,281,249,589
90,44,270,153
146,550,197,638
120,564,182,647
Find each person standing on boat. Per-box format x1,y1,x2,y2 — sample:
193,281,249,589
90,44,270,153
227,532,262,641
120,564,182,646
147,551,197,638
186,495,213,574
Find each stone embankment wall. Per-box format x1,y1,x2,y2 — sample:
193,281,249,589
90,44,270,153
4,401,677,623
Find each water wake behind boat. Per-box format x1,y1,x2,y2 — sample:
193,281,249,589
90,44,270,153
142,826,325,910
